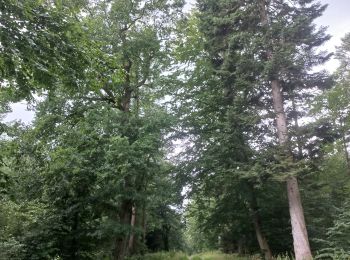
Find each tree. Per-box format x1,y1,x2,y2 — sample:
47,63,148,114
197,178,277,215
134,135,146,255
1,1,184,259
3,1,348,259
305,32,350,258
313,33,350,175
257,1,330,259
174,4,277,258
0,0,87,102
178,1,330,259
79,1,183,258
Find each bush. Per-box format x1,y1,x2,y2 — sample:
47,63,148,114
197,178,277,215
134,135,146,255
315,248,350,260
190,251,259,260
127,251,189,260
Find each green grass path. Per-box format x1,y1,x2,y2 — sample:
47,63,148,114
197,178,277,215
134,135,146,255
127,251,260,260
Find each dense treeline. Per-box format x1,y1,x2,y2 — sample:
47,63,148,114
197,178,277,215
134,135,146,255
1,0,350,259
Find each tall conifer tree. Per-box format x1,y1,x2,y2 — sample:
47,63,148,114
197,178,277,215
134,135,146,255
195,0,330,258
257,1,329,259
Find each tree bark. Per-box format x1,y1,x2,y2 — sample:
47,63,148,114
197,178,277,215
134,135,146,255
115,200,133,260
258,1,312,259
114,56,134,260
253,216,273,260
250,193,273,260
128,205,137,254
272,79,312,260
287,176,312,259
291,95,303,159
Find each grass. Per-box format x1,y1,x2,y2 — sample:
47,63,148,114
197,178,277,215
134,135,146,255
127,251,261,260
190,251,261,260
128,251,293,260
127,251,189,260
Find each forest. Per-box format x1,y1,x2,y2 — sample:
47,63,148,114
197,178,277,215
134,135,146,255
1,0,350,259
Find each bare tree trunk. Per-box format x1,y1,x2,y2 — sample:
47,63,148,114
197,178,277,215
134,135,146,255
271,79,312,260
250,193,273,260
258,1,312,259
128,205,137,254
253,216,273,260
287,175,312,259
291,96,303,159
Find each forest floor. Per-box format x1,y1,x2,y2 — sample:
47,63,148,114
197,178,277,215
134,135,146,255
189,251,260,260
128,251,262,260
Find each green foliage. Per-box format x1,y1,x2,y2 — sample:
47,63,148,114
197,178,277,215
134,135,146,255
2,0,350,259
127,251,189,260
315,248,350,260
191,251,260,260
1,0,185,258
175,0,335,258
313,200,350,258
304,31,350,256
0,0,87,101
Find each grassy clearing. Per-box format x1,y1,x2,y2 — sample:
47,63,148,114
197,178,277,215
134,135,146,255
127,251,293,260
127,251,189,260
127,251,261,260
190,251,260,260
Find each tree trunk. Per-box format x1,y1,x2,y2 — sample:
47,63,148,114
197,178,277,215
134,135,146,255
142,203,147,243
342,133,350,175
115,200,133,260
250,192,273,260
163,224,170,251
291,95,303,159
287,176,312,259
271,79,312,260
253,216,273,260
237,237,245,256
258,1,312,259
340,117,350,175
114,57,134,260
128,205,137,254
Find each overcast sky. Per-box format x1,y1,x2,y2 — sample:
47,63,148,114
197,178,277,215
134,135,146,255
317,0,350,70
4,0,350,124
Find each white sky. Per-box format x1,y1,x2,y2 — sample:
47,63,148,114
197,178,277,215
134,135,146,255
4,0,350,124
316,0,350,71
